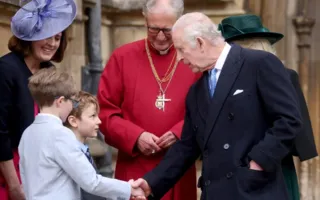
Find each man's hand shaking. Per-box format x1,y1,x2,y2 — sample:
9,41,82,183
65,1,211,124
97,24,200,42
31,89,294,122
129,179,151,200
128,179,147,200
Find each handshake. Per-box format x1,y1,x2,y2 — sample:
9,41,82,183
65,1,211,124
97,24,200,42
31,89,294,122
128,178,151,200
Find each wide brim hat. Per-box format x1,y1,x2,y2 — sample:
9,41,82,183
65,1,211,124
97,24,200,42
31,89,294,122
11,0,77,41
218,14,284,45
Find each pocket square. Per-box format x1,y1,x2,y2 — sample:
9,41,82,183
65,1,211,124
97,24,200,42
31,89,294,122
233,89,244,96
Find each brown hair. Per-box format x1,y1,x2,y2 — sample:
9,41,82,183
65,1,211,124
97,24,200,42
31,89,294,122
28,67,77,108
8,30,68,62
64,91,100,128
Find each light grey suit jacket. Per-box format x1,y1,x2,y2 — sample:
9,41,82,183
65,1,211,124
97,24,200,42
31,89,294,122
19,114,131,200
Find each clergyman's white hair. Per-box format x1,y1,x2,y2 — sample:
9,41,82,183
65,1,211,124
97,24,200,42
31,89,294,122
172,12,225,47
142,0,184,17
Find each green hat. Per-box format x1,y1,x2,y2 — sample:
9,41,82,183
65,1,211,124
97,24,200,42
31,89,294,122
218,14,284,45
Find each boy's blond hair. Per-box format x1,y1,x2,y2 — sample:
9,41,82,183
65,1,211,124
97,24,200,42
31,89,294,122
28,67,77,107
64,91,100,127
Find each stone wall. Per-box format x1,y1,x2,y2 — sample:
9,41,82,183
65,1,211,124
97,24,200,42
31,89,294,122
0,3,17,55
101,0,245,57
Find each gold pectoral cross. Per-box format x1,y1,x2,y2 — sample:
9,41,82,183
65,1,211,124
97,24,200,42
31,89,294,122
155,93,171,111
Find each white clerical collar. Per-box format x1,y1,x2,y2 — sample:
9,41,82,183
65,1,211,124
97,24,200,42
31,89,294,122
150,42,173,55
159,49,170,55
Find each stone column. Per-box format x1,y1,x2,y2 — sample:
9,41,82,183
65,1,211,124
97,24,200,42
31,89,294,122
292,0,316,198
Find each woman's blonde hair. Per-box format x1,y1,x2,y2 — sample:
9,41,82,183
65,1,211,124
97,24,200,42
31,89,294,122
232,38,276,55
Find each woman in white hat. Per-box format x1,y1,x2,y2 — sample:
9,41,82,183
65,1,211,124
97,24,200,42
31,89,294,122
0,0,76,199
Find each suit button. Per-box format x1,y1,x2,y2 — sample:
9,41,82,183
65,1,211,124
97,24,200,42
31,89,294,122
193,125,198,132
205,180,211,186
228,113,234,120
226,172,233,179
223,143,230,150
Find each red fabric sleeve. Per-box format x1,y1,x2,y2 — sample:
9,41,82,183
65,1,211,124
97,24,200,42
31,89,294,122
169,120,184,139
97,53,144,156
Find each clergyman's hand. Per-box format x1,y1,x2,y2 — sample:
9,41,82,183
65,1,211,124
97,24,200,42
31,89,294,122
128,179,146,200
131,178,152,197
156,131,177,149
136,132,161,156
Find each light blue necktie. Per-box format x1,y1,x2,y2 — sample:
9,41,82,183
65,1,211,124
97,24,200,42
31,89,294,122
208,68,218,98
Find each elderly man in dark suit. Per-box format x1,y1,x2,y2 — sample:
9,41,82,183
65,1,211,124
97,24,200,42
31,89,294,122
218,14,318,200
132,12,303,200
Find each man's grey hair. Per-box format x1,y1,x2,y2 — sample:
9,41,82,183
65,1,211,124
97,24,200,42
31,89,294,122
172,12,225,47
142,0,184,17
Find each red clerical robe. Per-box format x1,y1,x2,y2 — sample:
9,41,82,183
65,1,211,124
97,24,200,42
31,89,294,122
98,39,199,200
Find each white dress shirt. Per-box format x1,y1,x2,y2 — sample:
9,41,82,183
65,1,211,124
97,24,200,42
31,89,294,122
208,43,231,83
19,113,131,200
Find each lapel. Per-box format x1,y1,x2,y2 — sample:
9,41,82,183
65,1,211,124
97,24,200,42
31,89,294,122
203,44,244,147
196,72,211,122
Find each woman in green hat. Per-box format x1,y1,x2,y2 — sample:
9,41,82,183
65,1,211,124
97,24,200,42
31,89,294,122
218,14,318,200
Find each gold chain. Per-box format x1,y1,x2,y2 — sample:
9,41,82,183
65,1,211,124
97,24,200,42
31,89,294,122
149,41,175,82
145,38,178,94
145,38,178,82
161,52,176,82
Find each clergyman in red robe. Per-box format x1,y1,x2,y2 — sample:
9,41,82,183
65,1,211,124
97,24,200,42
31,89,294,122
97,1,200,199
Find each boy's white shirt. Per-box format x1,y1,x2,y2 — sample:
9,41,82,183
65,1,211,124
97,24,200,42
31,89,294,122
19,113,131,200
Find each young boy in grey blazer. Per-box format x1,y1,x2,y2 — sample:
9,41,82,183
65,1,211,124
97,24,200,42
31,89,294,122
19,68,146,200
64,90,107,200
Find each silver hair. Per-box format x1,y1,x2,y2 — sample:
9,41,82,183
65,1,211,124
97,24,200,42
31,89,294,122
142,0,184,17
172,12,225,47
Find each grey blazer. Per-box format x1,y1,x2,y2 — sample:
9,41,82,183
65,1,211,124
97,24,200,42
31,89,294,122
19,114,131,200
